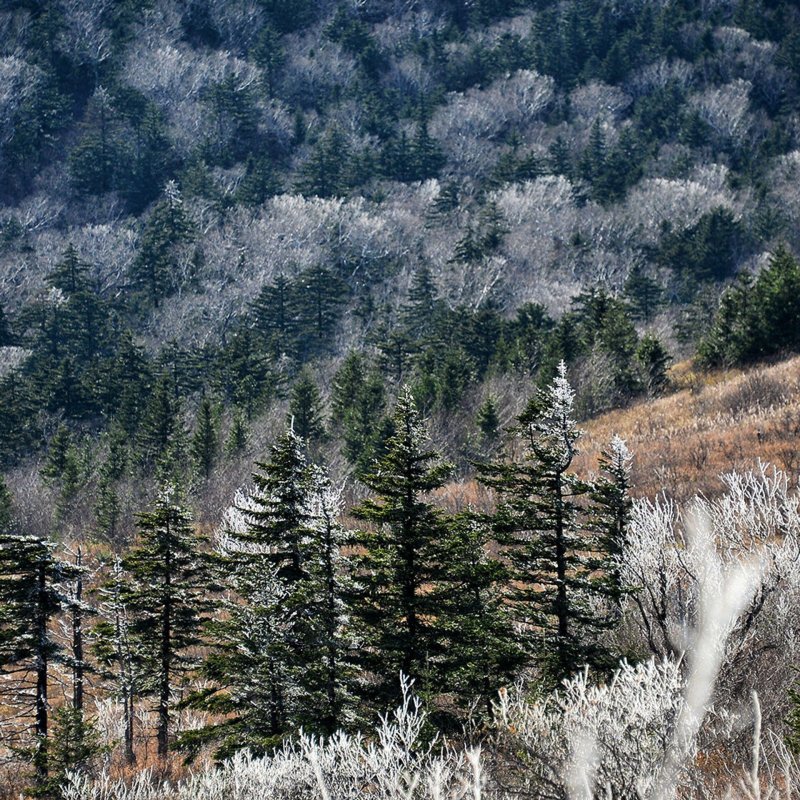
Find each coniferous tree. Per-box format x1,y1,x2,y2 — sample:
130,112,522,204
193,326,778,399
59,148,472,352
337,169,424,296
129,182,194,306
0,528,76,786
92,558,140,765
121,487,211,758
436,513,526,718
225,410,249,457
476,395,501,446
188,430,353,754
192,396,219,480
136,372,187,473
636,334,671,396
479,362,617,685
288,370,326,444
250,274,300,361
624,264,663,322
295,265,348,358
589,436,632,611
351,387,453,707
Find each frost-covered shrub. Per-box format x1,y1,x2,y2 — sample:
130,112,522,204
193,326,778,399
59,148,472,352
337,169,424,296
494,659,684,799
63,679,483,800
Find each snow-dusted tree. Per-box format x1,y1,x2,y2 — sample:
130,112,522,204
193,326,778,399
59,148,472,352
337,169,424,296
120,486,212,758
480,362,617,685
589,436,633,608
351,387,453,708
188,429,355,755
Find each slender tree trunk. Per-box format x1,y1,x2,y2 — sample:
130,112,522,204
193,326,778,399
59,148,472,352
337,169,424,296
73,549,84,711
35,561,49,783
554,473,570,680
158,523,172,759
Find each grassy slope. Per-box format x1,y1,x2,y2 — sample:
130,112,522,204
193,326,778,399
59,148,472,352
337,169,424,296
574,356,800,501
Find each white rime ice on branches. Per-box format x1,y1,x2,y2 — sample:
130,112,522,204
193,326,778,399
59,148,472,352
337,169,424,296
63,676,483,800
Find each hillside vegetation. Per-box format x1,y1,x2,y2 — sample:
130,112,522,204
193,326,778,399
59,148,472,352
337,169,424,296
3,0,800,797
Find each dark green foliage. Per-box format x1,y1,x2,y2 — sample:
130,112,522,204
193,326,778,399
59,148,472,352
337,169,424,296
588,436,633,609
295,265,348,359
624,264,664,321
478,363,620,685
225,410,249,456
350,388,453,707
636,334,671,396
129,183,194,306
296,128,358,198
251,274,300,361
656,208,745,285
35,707,104,797
288,370,326,444
136,372,188,474
187,431,353,756
476,395,501,445
0,528,77,785
699,245,800,367
435,513,526,717
192,396,219,480
122,487,211,758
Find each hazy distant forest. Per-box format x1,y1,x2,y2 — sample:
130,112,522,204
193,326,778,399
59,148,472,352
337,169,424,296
3,0,800,796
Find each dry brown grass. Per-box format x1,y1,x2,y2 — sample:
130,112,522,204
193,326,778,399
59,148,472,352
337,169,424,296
435,356,800,507
574,356,800,501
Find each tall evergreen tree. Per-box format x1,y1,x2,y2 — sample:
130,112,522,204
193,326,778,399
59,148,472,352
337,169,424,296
479,362,617,685
187,430,354,754
351,387,453,707
436,513,526,718
121,487,211,758
129,182,194,306
191,396,219,480
0,529,76,785
288,370,326,444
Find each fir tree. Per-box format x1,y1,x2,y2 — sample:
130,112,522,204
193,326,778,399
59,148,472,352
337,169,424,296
225,409,249,457
636,334,671,396
351,387,453,707
624,264,663,322
476,395,501,445
187,430,354,754
92,558,140,764
0,529,76,786
589,436,632,611
288,370,326,444
129,181,194,306
121,487,211,758
436,513,526,717
479,362,617,685
250,274,300,361
192,396,219,480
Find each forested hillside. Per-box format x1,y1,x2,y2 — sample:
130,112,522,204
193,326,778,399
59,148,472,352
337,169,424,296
3,0,800,796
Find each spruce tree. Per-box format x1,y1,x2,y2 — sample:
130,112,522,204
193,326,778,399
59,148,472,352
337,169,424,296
191,396,219,480
251,274,300,361
121,486,211,758
0,529,76,785
187,430,354,754
288,370,326,444
92,558,140,764
589,436,633,611
436,513,526,718
129,181,194,306
479,362,616,685
351,387,453,707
